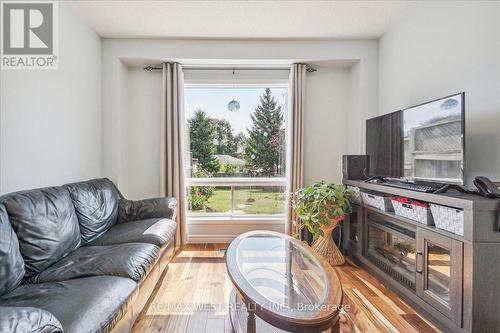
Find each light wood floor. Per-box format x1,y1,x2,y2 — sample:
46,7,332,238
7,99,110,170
132,244,441,333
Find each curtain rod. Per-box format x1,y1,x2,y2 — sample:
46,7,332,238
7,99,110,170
144,65,290,71
143,65,317,72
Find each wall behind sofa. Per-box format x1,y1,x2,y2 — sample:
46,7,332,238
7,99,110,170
0,4,102,194
378,1,500,185
102,39,379,197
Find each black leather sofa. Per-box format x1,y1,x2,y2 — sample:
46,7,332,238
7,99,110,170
0,178,177,333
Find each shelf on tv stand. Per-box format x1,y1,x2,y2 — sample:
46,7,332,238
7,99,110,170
344,179,499,211
353,202,466,242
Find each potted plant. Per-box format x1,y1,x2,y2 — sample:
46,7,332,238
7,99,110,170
292,181,353,266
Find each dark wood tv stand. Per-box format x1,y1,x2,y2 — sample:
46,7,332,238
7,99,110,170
342,180,500,333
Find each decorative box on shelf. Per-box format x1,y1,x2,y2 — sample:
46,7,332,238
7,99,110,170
347,186,362,205
429,203,464,236
390,197,434,226
361,191,393,212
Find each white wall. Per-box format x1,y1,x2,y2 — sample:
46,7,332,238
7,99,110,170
101,39,379,196
379,1,500,184
347,62,362,154
126,67,163,200
0,4,102,193
304,66,350,185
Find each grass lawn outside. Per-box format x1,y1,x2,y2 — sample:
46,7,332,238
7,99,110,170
206,187,231,213
189,187,286,215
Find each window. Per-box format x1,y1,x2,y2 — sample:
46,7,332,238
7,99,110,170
183,85,289,219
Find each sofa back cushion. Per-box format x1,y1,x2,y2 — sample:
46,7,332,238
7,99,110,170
63,178,122,244
0,205,25,296
3,187,81,277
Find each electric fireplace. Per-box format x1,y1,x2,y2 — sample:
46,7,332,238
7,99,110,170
365,213,417,291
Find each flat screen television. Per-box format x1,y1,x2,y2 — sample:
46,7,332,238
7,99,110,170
366,92,465,185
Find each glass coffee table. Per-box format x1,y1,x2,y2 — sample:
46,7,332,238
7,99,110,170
226,231,343,333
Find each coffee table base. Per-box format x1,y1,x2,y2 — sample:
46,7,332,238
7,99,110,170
229,289,337,333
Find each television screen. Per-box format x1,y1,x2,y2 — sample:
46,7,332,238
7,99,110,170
366,111,403,178
366,93,465,185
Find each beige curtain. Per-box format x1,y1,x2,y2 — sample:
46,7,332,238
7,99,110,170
288,63,306,237
160,63,186,250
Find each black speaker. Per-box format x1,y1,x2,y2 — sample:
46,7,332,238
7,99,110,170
342,155,369,180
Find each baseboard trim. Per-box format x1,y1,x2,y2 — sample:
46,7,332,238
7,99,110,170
187,234,238,243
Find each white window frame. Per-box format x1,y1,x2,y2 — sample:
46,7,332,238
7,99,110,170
183,82,290,222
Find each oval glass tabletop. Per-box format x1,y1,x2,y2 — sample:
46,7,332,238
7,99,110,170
235,233,328,310
226,230,342,329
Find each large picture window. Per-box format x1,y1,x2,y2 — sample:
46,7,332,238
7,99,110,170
184,86,288,218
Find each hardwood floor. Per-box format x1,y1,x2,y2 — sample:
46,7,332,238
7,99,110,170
132,244,441,333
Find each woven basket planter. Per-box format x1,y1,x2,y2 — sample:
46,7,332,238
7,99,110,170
311,216,345,266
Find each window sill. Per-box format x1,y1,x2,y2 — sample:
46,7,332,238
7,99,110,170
187,215,286,225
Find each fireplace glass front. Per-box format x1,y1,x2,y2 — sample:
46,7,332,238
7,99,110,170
366,213,417,291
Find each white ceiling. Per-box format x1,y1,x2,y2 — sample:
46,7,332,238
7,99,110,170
69,1,420,40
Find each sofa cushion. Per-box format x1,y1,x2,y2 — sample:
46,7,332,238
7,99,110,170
28,243,160,284
0,276,137,333
3,187,81,277
118,197,177,223
0,306,63,333
88,218,176,247
63,178,122,244
0,205,25,296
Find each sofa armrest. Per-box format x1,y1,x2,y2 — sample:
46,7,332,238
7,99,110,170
118,197,177,223
0,306,63,333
